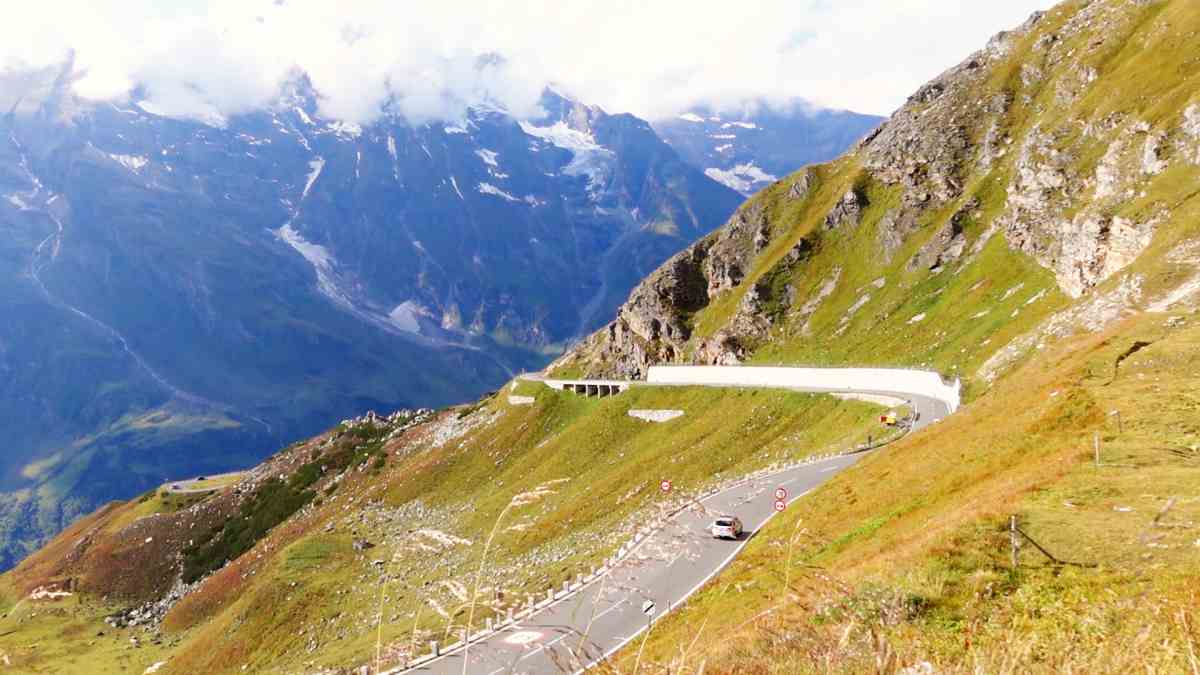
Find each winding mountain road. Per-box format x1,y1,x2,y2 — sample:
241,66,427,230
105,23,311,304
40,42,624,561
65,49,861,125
161,471,247,495
401,389,951,674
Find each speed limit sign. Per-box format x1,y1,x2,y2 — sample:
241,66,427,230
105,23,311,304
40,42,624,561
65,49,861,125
660,479,672,493
775,487,788,500
774,499,786,512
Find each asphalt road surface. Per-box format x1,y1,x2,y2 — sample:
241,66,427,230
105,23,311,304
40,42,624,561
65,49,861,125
400,391,950,674
403,460,862,674
161,471,246,494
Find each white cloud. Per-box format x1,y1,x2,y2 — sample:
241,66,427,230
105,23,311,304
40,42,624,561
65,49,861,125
0,0,1056,125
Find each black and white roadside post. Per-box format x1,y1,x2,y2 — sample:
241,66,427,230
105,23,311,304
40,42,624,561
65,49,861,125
1010,515,1020,569
642,599,656,631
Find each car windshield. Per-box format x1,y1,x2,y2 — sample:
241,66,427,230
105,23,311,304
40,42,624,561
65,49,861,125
715,519,734,526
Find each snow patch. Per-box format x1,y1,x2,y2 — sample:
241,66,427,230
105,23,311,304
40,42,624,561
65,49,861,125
677,112,704,123
449,176,465,200
721,121,758,130
327,120,362,137
136,99,226,128
714,144,733,153
475,148,500,167
6,194,30,210
709,133,737,140
478,182,519,202
386,136,398,160
301,159,325,199
275,224,334,270
444,124,468,134
704,163,778,194
111,154,148,172
274,224,354,310
519,120,614,196
387,301,428,334
294,107,314,125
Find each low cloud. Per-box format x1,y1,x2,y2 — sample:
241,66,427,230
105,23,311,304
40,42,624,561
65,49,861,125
0,0,1055,125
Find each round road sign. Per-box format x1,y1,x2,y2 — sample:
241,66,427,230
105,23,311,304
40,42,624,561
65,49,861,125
774,499,786,512
775,487,788,501
660,479,672,493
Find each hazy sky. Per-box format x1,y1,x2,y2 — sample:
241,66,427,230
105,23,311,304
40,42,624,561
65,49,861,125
0,0,1056,125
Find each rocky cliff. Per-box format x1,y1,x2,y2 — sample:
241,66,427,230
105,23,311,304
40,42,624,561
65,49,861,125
556,0,1200,392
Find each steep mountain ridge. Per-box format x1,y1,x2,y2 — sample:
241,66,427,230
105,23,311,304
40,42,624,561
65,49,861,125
555,0,1200,394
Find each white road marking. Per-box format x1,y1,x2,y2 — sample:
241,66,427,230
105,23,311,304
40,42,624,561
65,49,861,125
397,458,862,674
504,630,544,646
579,487,817,674
821,466,839,473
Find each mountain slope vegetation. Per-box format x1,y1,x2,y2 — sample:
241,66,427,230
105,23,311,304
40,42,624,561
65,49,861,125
0,0,1198,672
0,81,752,570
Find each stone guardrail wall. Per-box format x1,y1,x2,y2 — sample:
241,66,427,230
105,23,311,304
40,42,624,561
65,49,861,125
645,365,961,413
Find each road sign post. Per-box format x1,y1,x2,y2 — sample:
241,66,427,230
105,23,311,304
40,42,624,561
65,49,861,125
775,487,788,501
642,599,657,629
660,479,672,493
774,499,786,512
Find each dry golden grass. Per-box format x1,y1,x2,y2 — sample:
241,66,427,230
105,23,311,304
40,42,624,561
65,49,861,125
618,311,1200,673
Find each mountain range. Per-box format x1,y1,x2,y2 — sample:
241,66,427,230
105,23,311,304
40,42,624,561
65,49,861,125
652,101,882,195
0,71,874,568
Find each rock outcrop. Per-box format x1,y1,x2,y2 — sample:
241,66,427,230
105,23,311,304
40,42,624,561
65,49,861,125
559,0,1200,386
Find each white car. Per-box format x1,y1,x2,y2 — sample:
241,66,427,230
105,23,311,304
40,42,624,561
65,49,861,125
710,516,743,540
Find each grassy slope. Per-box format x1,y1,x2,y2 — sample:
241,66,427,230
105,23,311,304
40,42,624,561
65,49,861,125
592,1,1200,670
0,385,882,673
616,312,1199,673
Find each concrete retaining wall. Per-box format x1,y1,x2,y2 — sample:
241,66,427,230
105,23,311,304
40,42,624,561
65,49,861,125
646,366,960,413
541,379,631,397
627,409,685,423
831,392,908,408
